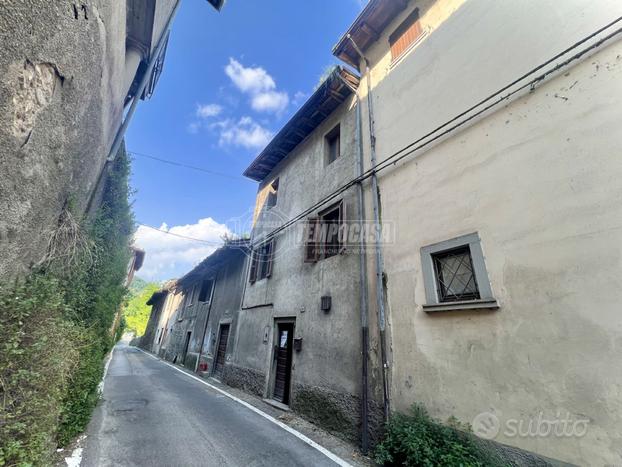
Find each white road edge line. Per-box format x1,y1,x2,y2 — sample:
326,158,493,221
132,346,353,467
98,346,115,396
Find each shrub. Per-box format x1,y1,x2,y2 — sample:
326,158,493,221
374,405,506,467
0,145,134,465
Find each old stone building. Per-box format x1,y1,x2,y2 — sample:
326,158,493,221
0,0,223,280
231,66,386,442
140,0,622,464
330,0,622,464
142,240,250,377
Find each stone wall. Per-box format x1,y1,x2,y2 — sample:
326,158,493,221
222,364,265,398
0,1,127,280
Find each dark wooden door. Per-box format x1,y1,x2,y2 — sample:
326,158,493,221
213,324,230,378
273,323,294,404
182,331,191,365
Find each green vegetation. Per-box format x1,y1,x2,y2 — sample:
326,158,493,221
123,281,159,336
374,405,506,467
0,146,134,466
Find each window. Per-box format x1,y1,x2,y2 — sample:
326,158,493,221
432,246,479,302
304,201,344,262
325,124,341,165
249,239,275,283
266,178,279,209
420,233,498,312
389,9,423,63
198,278,214,303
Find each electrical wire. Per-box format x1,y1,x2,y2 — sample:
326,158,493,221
137,222,225,246
256,18,622,245
128,150,250,182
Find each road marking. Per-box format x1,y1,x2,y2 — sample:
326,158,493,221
98,346,115,396
132,346,353,467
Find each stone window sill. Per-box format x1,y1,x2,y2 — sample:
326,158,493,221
422,299,499,313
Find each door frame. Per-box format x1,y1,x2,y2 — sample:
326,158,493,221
269,317,296,405
211,322,231,379
181,331,192,365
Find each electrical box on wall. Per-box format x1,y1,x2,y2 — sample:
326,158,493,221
294,337,303,351
321,295,331,312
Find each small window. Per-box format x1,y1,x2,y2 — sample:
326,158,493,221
432,246,480,302
198,278,214,303
389,9,423,63
304,201,344,262
266,178,279,209
420,233,498,312
325,124,341,165
249,239,275,283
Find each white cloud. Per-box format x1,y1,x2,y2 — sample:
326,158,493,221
216,116,273,149
225,58,276,94
196,103,223,118
225,58,289,114
133,218,231,281
251,91,289,113
292,91,309,107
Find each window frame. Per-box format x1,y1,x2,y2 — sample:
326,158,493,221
304,200,345,262
249,238,275,283
198,278,214,303
324,124,341,166
266,178,279,210
420,233,498,312
388,8,426,65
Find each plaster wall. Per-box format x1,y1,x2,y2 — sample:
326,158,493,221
237,97,382,438
354,0,622,463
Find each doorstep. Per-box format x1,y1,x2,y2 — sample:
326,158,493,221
262,398,290,412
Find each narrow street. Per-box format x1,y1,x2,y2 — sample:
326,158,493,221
81,342,344,467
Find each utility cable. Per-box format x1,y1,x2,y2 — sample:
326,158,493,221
255,18,622,245
137,222,225,246
129,150,250,181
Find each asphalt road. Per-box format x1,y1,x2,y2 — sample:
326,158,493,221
82,342,341,467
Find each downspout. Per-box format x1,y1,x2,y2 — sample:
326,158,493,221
348,34,391,421
355,94,370,454
84,0,183,215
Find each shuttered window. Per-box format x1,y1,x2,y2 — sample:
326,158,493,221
389,9,423,63
249,239,275,283
304,201,345,262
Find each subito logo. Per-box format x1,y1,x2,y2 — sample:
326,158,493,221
472,412,500,440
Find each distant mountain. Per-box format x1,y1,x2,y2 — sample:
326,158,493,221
129,276,149,295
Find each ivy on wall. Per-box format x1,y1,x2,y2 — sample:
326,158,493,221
0,145,134,465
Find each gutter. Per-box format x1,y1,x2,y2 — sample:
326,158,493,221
347,34,391,421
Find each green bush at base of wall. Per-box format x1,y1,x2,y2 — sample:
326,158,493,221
0,147,134,466
374,405,507,467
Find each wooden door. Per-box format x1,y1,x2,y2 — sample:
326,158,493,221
181,331,191,365
273,323,294,404
213,324,230,378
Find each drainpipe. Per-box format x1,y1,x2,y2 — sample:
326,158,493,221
84,0,182,216
348,34,391,421
355,94,370,454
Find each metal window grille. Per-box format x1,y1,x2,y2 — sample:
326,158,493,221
432,246,480,302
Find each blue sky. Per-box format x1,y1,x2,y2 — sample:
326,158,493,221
129,0,363,281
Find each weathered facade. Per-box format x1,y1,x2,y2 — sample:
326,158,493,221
139,1,622,464
234,67,386,442
143,241,250,379
0,0,222,281
331,0,622,464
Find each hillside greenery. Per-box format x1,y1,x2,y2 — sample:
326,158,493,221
0,145,134,466
124,281,159,336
